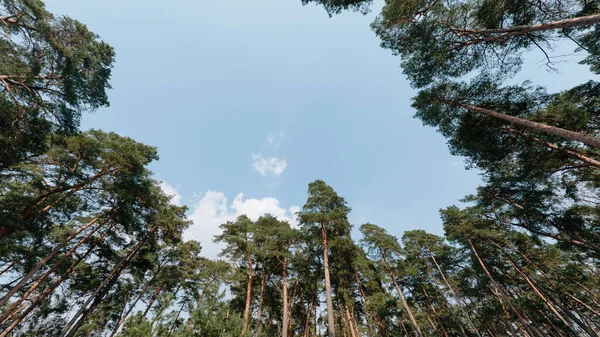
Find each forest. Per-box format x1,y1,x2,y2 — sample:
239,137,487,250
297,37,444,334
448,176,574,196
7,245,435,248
1,0,600,336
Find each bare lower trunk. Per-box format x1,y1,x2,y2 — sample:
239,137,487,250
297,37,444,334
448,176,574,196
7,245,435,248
303,292,316,337
61,227,152,337
345,305,358,337
381,250,423,337
241,258,254,336
0,215,106,308
109,276,156,337
282,258,289,337
0,219,110,324
256,263,266,336
322,224,336,337
467,237,537,337
0,231,104,337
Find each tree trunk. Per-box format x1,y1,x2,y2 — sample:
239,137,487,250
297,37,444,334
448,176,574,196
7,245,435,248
345,305,359,337
0,219,110,324
468,13,600,36
322,224,336,337
303,291,316,337
467,237,537,337
353,269,375,337
256,263,266,337
0,259,18,277
458,103,600,148
282,257,289,337
0,229,105,336
381,250,423,337
241,257,254,336
143,283,164,319
425,252,476,337
61,225,153,337
109,274,158,337
493,242,581,335
507,128,600,169
167,301,187,337
421,284,449,337
0,214,107,308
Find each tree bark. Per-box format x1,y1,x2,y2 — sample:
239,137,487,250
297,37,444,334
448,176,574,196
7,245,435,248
282,257,290,337
142,283,164,319
425,252,477,337
507,128,600,169
0,245,92,337
61,224,155,337
241,257,254,336
0,218,110,324
256,263,266,337
322,224,336,337
467,237,537,337
109,265,164,337
467,14,600,36
303,291,316,337
0,214,107,308
458,103,600,148
380,250,423,337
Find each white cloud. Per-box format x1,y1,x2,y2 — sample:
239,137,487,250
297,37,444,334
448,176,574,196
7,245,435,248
252,154,287,177
159,181,182,206
267,131,284,151
185,191,299,258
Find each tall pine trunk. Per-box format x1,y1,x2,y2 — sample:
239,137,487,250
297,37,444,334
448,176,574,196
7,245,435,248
0,219,110,324
321,224,336,337
380,250,423,337
0,214,107,308
256,263,266,336
241,257,254,336
61,225,154,337
458,103,600,148
282,257,289,337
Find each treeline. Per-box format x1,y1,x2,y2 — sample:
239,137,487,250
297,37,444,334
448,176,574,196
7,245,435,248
1,0,600,336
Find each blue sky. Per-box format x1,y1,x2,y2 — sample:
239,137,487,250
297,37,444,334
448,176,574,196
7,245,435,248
46,0,595,257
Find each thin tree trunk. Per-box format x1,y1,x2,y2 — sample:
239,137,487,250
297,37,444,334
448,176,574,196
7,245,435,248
353,269,375,337
0,218,110,324
493,242,581,335
423,255,470,337
421,284,449,337
0,214,107,308
167,301,187,337
457,103,600,148
65,267,128,337
507,128,600,168
241,257,254,336
322,224,336,337
303,291,316,337
61,225,153,337
0,230,104,337
109,275,158,337
380,250,423,337
345,305,359,337
282,257,289,337
143,283,164,319
0,259,18,277
256,263,266,337
467,237,537,337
